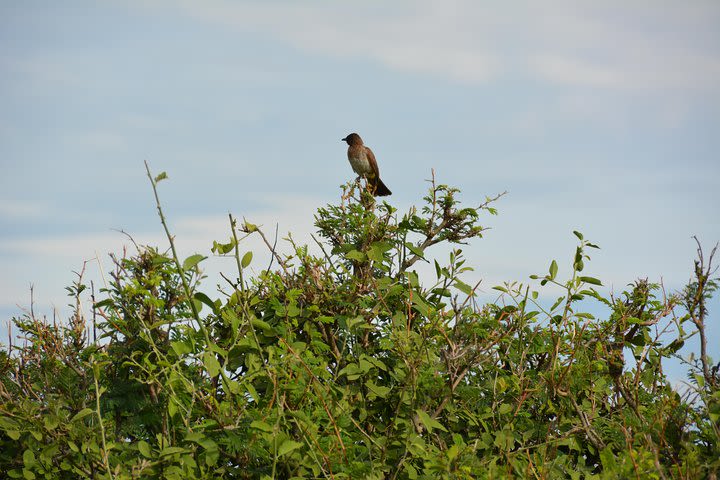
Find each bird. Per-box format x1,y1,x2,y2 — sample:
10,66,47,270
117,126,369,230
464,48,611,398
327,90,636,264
341,133,392,196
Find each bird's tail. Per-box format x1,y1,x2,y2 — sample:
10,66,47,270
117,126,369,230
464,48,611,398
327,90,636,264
373,178,392,196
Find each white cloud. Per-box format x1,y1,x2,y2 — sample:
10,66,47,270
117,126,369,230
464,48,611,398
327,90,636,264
0,231,144,259
530,55,624,89
530,48,720,92
62,130,128,151
0,194,320,257
148,0,504,84
141,0,720,94
0,200,49,219
2,55,86,90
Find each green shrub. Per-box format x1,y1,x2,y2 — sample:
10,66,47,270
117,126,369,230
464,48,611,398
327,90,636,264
1,169,718,479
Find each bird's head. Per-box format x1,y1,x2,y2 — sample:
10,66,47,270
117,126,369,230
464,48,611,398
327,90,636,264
341,133,363,145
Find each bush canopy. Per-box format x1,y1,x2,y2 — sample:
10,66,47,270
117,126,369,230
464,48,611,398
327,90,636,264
1,169,718,479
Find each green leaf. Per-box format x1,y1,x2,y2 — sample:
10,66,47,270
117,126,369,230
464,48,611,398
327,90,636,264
365,380,391,399
70,408,94,423
250,421,274,433
241,251,253,268
171,340,192,356
494,429,515,451
203,351,222,377
599,446,617,469
368,241,393,262
277,439,303,457
405,242,426,259
497,403,513,415
167,398,178,419
151,254,173,265
447,444,459,461
573,230,584,240
579,276,602,286
416,409,447,433
160,446,187,457
338,362,363,380
203,443,219,466
454,280,475,296
0,416,20,432
246,383,259,402
183,254,206,271
194,292,217,314
93,298,114,309
23,449,36,467
364,355,388,371
550,296,564,311
549,260,558,280
154,171,168,183
43,416,59,431
345,250,366,261
138,441,152,458
195,436,219,453
412,295,430,316
251,318,276,336
212,239,236,255
209,343,228,357
285,304,300,318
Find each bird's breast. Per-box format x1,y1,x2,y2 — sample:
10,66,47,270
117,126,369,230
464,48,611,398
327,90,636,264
348,149,372,175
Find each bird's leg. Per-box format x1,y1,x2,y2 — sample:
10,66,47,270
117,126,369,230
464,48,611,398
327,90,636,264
360,175,371,193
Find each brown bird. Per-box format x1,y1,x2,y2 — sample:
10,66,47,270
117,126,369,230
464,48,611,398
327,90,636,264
342,133,392,196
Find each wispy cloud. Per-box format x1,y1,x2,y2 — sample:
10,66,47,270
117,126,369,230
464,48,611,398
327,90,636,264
1,55,86,91
529,49,720,92
0,200,50,219
151,0,720,94
155,1,503,83
530,55,624,89
61,130,128,152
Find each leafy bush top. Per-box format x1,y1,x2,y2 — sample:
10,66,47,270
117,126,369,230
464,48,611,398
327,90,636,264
1,170,718,479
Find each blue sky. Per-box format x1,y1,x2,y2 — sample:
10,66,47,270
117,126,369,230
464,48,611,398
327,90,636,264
1,1,719,370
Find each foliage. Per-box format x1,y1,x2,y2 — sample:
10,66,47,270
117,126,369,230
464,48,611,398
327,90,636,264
1,172,718,479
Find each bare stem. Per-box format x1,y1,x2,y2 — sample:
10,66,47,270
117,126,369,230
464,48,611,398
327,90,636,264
93,357,114,480
144,161,209,344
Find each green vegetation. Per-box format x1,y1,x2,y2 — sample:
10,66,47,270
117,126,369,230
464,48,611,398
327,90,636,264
0,168,718,479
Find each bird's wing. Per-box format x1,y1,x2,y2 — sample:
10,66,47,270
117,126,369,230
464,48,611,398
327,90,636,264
365,146,380,179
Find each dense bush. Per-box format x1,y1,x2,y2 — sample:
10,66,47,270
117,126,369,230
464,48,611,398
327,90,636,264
1,169,718,479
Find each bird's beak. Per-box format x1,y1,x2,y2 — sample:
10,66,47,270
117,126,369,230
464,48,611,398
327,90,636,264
341,137,347,142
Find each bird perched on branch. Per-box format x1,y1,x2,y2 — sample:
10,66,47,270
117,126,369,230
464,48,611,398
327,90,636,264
341,133,392,196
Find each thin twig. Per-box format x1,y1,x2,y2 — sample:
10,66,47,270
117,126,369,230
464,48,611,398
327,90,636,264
143,161,208,343
92,357,114,480
266,223,279,273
